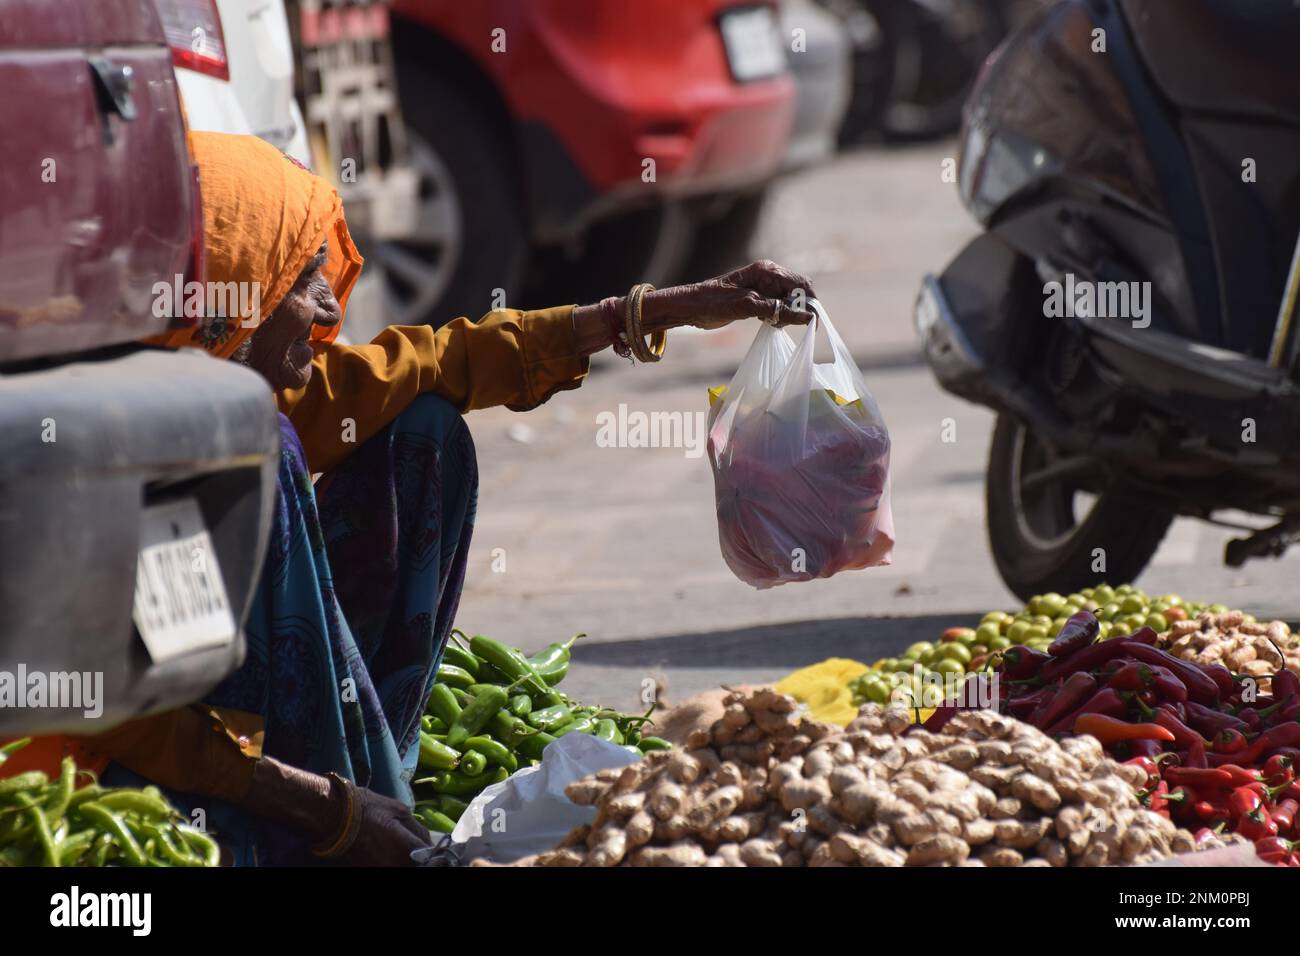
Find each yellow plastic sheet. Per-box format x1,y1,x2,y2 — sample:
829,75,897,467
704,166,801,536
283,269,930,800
775,658,871,727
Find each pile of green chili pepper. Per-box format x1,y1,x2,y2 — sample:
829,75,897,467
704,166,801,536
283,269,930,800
0,738,220,867
413,630,672,834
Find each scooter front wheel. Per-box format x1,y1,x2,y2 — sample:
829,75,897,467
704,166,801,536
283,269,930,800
985,414,1173,603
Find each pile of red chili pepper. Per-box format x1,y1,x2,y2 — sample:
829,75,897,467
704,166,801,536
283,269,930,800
995,609,1300,865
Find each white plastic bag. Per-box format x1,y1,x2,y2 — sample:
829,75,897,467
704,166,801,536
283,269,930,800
706,299,893,588
411,733,640,865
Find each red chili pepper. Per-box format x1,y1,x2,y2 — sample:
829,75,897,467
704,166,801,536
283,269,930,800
1164,766,1233,789
1238,806,1279,841
999,645,1051,680
1193,827,1219,846
1193,800,1225,823
1183,701,1248,736
1038,636,1146,684
1271,798,1298,834
1129,625,1160,645
1278,700,1300,724
1028,671,1097,729
1274,669,1300,702
1047,688,1128,736
1186,737,1208,769
1072,713,1176,745
1143,779,1170,812
1145,664,1188,703
1107,662,1151,692
1127,736,1165,761
1047,610,1100,658
1214,763,1263,787
1255,836,1292,865
1006,685,1055,718
1213,728,1249,754
1258,722,1300,752
1153,707,1208,749
1124,644,1221,704
1263,754,1294,787
1228,786,1264,817
1200,663,1237,699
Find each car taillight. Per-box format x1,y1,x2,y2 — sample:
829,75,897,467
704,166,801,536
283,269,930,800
156,0,229,81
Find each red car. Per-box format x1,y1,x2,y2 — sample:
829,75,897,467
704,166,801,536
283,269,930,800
383,0,796,325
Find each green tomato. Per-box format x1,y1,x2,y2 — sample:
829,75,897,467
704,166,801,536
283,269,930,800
1006,620,1032,644
1115,584,1134,596
1082,600,1100,613
1049,617,1070,637
938,643,972,665
933,658,965,676
955,629,979,647
981,611,1011,626
1026,639,1054,652
1024,625,1049,643
1039,593,1067,617
1209,603,1229,614
1099,602,1121,622
866,681,891,704
1145,613,1169,633
1097,621,1112,640
875,658,899,672
1067,592,1088,607
1093,585,1115,605
917,649,938,667
1031,614,1053,629
904,641,934,659
975,622,1002,646
1120,595,1147,614
1061,604,1081,617
1163,594,1184,607
987,635,1012,651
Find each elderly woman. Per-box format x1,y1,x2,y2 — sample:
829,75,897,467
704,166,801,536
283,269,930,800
74,132,815,865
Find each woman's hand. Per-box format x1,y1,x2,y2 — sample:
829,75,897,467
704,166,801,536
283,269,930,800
645,260,818,331
573,260,817,355
335,786,434,867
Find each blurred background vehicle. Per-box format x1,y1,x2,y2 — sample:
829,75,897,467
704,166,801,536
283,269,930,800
159,0,312,164
385,0,797,329
0,0,278,734
825,0,1033,144
917,0,1300,600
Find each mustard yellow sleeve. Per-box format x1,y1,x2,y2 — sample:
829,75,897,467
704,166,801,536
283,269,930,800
78,705,263,804
277,305,588,473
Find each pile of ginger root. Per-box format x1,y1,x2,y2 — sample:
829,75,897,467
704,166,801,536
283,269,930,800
502,688,1239,867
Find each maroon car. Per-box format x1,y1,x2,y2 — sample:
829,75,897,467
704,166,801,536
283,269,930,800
0,0,277,735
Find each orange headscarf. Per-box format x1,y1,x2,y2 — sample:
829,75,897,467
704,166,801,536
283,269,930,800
149,130,363,358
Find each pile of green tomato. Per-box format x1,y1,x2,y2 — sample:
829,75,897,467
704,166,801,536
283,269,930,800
412,630,671,835
849,585,1217,709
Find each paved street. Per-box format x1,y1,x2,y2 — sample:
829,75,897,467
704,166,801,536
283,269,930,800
453,142,1300,712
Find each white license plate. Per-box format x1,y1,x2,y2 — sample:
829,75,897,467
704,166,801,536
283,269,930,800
132,499,236,664
720,6,786,82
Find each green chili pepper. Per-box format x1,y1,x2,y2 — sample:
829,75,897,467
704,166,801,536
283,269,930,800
26,804,58,867
42,756,76,826
136,823,200,867
526,703,572,731
175,824,221,867
469,635,562,705
594,718,623,745
508,694,533,717
57,828,97,866
417,808,456,834
423,767,507,797
488,710,538,748
418,732,461,771
464,736,518,771
450,688,472,706
446,681,511,749
0,737,31,767
636,736,673,752
77,802,145,867
459,750,488,777
527,633,584,686
97,789,174,820
467,683,509,699
477,662,511,685
516,729,557,760
552,715,596,738
0,771,48,797
439,644,481,678
426,683,462,726
436,663,476,689
437,796,469,821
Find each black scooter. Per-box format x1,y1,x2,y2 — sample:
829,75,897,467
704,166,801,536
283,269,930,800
917,0,1300,601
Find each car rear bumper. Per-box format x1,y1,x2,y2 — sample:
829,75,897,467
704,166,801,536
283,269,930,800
0,347,278,734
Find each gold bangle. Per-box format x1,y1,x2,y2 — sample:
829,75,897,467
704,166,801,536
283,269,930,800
312,773,362,859
624,283,666,363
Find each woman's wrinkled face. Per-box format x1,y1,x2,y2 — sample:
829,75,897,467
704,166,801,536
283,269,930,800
239,243,341,390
